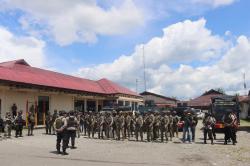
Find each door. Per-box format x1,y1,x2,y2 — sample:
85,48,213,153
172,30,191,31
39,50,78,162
74,100,85,112
37,96,49,125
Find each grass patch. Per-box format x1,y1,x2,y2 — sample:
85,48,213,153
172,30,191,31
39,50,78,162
240,119,250,126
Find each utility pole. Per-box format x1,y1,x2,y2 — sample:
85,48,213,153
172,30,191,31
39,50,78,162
142,45,147,92
243,72,247,95
136,78,138,93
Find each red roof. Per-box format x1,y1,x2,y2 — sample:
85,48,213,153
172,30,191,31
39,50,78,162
188,89,224,107
0,59,140,97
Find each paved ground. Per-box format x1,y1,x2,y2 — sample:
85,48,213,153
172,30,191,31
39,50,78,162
0,121,250,166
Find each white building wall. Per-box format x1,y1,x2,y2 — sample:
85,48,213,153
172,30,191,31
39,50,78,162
240,103,249,119
0,86,74,118
50,94,74,112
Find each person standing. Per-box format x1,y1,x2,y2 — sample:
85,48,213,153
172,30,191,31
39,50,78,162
51,110,58,135
153,112,161,141
125,112,132,139
11,103,17,119
14,111,24,138
106,112,114,139
172,111,180,138
135,112,144,141
45,112,52,134
223,111,237,145
203,113,216,144
4,112,13,138
79,113,84,133
145,112,155,142
54,111,67,155
160,112,169,142
27,111,35,136
167,111,173,141
182,111,192,143
66,111,78,149
191,113,198,142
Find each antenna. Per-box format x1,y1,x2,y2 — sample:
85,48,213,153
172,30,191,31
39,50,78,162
142,45,147,92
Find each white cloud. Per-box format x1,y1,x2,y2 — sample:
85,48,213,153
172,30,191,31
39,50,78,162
4,0,144,45
0,26,46,67
192,0,236,8
77,19,250,99
1,0,237,45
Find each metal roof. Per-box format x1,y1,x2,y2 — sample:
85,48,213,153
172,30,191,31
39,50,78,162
0,59,140,97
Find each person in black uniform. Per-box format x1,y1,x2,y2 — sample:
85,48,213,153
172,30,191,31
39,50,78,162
65,111,78,149
223,111,236,145
14,111,24,138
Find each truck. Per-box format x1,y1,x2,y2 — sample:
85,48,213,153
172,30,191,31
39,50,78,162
210,95,240,131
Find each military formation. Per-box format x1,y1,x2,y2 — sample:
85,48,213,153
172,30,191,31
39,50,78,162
57,110,181,143
0,107,238,155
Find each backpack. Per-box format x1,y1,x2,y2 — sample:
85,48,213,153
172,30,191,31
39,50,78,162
55,117,63,130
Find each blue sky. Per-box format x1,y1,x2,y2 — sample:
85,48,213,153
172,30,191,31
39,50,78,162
0,0,250,99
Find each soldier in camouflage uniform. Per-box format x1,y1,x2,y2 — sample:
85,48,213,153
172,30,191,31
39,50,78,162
27,111,35,136
135,112,143,141
98,112,106,139
153,112,161,141
54,111,67,154
172,111,180,138
145,112,155,142
106,112,114,139
116,112,125,140
125,112,132,139
45,112,52,134
87,112,92,138
160,112,169,142
4,112,13,138
91,112,97,138
166,111,173,141
112,111,117,139
51,110,58,135
83,112,89,136
130,112,136,138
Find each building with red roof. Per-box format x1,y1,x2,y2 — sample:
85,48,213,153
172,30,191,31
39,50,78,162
187,89,224,110
140,91,178,109
0,59,142,125
238,91,250,119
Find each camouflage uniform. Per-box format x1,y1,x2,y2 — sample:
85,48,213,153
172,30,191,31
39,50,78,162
45,112,52,134
83,113,89,136
51,110,58,135
54,112,66,154
98,112,106,139
160,113,169,142
27,111,35,136
135,113,144,141
112,111,117,139
4,112,12,138
125,114,132,139
116,113,125,140
172,112,180,138
153,113,161,140
167,112,173,141
106,113,114,139
90,113,97,138
145,113,155,142
86,112,92,138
